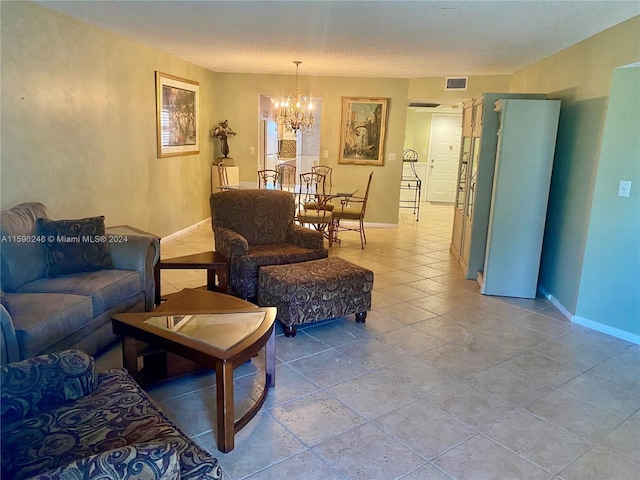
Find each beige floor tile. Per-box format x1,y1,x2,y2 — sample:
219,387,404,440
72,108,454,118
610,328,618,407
271,391,366,447
525,390,623,441
244,450,342,480
558,444,639,480
426,381,517,430
327,372,418,420
465,364,553,406
313,423,425,480
499,350,585,387
485,409,592,474
419,343,494,377
374,400,475,459
289,349,371,388
559,372,640,418
433,434,552,480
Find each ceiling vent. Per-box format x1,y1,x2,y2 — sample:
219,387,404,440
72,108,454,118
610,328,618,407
408,102,441,108
445,76,468,91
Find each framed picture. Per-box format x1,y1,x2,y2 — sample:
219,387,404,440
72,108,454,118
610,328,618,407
339,97,389,165
155,72,200,158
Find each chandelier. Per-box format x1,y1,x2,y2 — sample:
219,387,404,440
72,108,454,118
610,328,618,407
272,61,314,133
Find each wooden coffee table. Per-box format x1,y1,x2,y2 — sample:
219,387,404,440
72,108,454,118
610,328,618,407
112,288,276,453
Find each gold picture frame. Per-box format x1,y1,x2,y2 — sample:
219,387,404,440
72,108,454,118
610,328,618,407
339,97,388,166
155,72,200,158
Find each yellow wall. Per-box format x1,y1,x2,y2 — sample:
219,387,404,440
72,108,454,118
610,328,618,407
404,109,433,163
510,16,640,100
1,1,217,237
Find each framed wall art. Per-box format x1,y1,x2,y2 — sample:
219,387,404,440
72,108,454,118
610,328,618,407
339,97,388,166
155,72,200,158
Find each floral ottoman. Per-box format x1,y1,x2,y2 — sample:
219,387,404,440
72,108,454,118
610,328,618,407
258,256,373,337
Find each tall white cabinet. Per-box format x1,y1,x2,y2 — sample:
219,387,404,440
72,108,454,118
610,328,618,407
450,93,560,298
478,99,561,298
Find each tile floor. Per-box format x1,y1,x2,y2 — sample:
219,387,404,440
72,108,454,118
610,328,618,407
96,204,640,480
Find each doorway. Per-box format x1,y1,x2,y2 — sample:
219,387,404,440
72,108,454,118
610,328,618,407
259,95,321,176
425,114,461,203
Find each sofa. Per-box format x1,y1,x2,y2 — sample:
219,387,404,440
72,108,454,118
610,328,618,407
210,189,328,299
0,202,159,364
1,349,222,479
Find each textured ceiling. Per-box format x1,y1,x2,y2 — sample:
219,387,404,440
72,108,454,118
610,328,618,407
36,1,639,78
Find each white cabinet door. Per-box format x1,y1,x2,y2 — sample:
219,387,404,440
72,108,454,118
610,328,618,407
480,99,561,298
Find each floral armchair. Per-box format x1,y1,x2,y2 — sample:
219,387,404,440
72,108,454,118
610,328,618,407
210,189,328,299
0,350,221,480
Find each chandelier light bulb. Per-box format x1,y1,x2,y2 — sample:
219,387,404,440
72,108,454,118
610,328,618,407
272,61,314,133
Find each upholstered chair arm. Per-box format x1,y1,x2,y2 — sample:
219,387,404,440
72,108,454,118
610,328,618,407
213,226,249,259
107,233,160,311
1,349,97,424
288,223,325,250
0,304,19,365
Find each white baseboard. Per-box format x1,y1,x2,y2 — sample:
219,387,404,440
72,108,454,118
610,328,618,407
572,315,640,345
163,217,211,242
338,220,397,229
538,286,573,320
538,286,639,345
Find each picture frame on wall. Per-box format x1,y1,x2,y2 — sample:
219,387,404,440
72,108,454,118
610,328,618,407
155,72,200,158
339,97,388,166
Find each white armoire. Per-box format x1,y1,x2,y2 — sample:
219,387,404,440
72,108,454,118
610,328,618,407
450,93,561,298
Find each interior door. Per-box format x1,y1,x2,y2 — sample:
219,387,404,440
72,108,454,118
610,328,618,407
426,114,462,202
263,119,279,170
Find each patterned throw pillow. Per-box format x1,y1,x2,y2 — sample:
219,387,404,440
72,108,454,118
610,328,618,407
37,216,113,277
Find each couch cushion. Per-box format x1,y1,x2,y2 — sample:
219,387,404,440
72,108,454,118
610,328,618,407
5,293,93,359
1,368,222,480
29,443,181,480
16,269,140,317
0,202,49,291
37,216,114,277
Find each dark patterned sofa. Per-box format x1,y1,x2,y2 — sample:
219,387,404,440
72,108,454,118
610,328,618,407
210,189,328,299
258,257,374,337
1,349,222,480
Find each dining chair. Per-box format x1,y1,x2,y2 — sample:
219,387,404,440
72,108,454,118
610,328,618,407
276,163,296,190
257,169,279,189
331,171,374,248
299,170,335,212
297,172,335,245
311,165,333,190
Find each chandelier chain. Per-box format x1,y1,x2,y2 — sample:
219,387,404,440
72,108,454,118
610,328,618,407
273,61,314,133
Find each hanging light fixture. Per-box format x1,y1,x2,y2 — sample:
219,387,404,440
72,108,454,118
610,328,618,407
272,61,314,133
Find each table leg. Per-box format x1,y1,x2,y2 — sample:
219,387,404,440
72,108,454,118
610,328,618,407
154,263,161,306
216,360,235,453
122,336,141,384
266,327,276,388
206,269,216,291
217,266,229,294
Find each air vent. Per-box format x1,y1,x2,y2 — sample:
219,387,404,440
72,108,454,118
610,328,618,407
408,102,441,108
445,77,468,91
